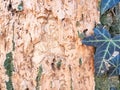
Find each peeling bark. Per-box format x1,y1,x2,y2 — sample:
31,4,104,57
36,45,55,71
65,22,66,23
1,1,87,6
0,0,99,90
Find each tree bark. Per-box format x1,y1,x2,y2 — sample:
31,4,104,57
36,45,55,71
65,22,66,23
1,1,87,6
0,0,99,90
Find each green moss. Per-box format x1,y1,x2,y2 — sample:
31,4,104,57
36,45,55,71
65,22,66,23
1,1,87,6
56,60,62,70
18,1,23,11
95,76,110,90
100,12,113,28
12,23,15,51
12,39,15,51
5,78,14,90
77,31,85,39
97,3,120,90
109,18,120,36
70,78,73,90
4,52,14,90
79,58,82,66
100,3,120,36
36,65,43,90
95,75,120,90
4,52,14,77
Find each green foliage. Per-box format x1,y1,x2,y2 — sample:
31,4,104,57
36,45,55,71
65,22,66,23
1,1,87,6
100,3,120,36
95,75,110,90
110,20,120,36
82,26,120,76
95,76,120,90
36,65,43,90
100,0,120,15
100,11,113,28
97,1,120,90
81,1,120,90
109,7,120,36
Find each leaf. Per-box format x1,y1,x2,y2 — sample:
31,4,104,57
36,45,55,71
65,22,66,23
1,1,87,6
110,21,120,36
110,87,117,90
108,55,120,76
100,11,113,27
82,26,120,76
100,0,120,15
95,76,110,90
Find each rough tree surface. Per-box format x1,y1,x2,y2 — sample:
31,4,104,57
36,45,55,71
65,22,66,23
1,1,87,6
0,0,99,90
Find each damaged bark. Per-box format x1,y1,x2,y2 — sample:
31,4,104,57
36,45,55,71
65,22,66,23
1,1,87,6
0,0,99,90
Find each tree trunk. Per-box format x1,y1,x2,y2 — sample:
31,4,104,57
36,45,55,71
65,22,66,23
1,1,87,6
0,0,99,90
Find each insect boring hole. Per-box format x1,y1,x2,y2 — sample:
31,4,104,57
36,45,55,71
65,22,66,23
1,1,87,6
7,3,12,11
